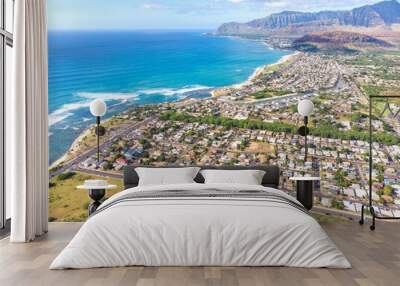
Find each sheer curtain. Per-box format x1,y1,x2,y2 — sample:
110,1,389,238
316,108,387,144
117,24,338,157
9,0,48,242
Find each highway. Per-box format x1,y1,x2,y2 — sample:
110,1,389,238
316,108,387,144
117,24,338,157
75,167,123,180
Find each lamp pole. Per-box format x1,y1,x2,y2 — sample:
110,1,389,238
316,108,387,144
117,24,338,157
96,116,101,163
90,99,107,165
94,116,106,164
297,99,314,164
304,115,308,162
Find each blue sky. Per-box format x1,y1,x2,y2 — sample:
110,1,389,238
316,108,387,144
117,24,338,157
47,0,381,30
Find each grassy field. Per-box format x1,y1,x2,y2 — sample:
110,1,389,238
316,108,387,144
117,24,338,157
311,213,351,224
248,88,291,100
49,171,124,222
346,52,399,66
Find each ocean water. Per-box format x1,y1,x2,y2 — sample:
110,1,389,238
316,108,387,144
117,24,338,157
48,30,290,163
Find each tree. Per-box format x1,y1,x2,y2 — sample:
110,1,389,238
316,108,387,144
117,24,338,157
239,139,249,151
160,111,400,145
334,169,351,196
157,154,166,162
57,172,76,181
383,185,393,197
101,161,113,171
332,199,345,210
334,169,351,189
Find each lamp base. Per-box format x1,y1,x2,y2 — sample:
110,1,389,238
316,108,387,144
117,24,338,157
298,126,309,136
88,189,106,216
95,125,106,136
296,180,313,210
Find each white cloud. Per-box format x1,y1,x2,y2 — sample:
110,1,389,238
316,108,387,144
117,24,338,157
142,3,163,10
265,1,288,8
226,0,379,12
227,0,287,7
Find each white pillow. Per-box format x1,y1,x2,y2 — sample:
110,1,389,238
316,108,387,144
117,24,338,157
200,169,266,185
135,167,200,186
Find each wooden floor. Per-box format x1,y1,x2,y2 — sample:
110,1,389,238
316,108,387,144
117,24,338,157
0,219,399,286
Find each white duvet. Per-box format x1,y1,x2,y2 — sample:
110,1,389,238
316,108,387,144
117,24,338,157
50,183,351,269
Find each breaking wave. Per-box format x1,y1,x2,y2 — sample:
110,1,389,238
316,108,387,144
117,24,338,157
137,85,212,98
49,101,92,127
49,85,212,126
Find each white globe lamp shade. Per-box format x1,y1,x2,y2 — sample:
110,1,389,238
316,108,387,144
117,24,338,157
297,99,314,117
90,99,107,117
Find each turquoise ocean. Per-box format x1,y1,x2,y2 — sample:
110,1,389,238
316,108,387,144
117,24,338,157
48,30,290,163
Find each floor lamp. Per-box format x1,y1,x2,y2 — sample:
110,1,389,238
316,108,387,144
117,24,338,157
359,95,400,230
291,99,318,210
297,99,315,162
90,99,107,163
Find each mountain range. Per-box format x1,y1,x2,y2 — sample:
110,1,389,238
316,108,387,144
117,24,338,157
217,0,400,38
292,30,394,52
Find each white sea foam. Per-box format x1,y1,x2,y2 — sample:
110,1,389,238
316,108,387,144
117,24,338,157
49,85,211,126
49,112,73,127
49,92,139,127
262,42,275,50
59,125,70,130
49,101,92,127
138,85,211,97
77,92,139,101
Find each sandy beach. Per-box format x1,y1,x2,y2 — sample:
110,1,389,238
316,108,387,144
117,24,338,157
211,51,300,97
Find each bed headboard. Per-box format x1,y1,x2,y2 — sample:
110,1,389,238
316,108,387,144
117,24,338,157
123,165,280,190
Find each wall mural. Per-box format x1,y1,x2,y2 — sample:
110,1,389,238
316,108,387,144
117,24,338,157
48,0,400,221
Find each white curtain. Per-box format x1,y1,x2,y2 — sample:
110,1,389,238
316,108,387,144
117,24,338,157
9,0,49,242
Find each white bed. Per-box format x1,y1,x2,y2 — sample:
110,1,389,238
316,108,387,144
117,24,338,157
50,183,351,269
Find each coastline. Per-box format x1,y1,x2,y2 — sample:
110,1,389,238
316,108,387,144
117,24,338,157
50,128,92,169
50,50,299,169
49,111,126,169
211,51,300,97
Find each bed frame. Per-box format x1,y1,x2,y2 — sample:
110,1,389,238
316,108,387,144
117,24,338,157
123,165,280,190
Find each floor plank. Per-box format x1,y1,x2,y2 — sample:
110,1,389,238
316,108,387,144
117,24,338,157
0,220,399,286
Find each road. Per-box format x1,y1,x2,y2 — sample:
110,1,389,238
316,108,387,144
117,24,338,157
75,167,123,180
50,117,154,178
